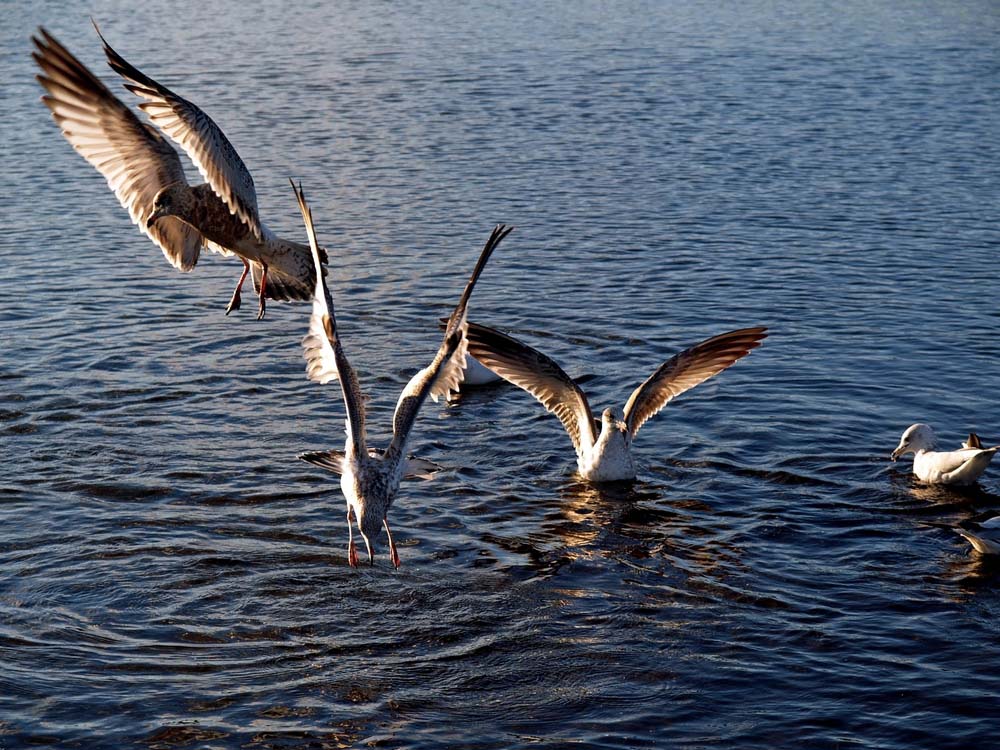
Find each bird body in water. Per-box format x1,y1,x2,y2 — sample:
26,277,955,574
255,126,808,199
892,424,997,486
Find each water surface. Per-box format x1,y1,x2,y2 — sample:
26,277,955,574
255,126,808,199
2,1,1000,747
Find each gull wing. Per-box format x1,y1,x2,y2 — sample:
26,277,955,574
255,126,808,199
96,24,262,240
292,181,366,455
299,449,441,480
934,448,998,479
389,225,512,453
465,323,597,456
623,327,768,439
33,28,202,271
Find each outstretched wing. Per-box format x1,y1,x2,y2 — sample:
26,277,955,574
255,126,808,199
465,322,596,456
292,181,366,456
96,23,262,239
389,225,512,453
623,327,768,438
33,28,202,271
299,448,441,480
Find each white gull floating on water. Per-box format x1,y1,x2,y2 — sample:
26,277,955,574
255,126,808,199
891,424,997,486
466,322,767,482
32,26,324,319
292,182,512,568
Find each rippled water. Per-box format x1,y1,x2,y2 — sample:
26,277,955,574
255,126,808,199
3,1,1000,747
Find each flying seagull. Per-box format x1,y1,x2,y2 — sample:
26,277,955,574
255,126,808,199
292,181,512,568
891,424,997,486
466,322,767,482
32,25,325,318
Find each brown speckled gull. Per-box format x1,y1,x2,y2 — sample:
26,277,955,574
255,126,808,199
32,25,326,319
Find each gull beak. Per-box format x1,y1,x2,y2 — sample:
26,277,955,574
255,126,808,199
146,208,164,229
890,448,901,461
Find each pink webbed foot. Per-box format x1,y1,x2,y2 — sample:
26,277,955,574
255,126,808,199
347,537,359,568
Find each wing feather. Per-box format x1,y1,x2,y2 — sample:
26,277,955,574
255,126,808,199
96,24,262,240
389,225,512,451
465,322,596,456
33,28,201,271
292,181,366,455
623,327,768,438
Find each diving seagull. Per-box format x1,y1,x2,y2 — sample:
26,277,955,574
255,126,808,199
891,424,997,486
291,182,512,568
32,26,325,319
466,323,767,482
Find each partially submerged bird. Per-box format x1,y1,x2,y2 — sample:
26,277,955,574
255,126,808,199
32,26,324,319
956,516,1000,555
466,323,767,482
891,424,998,486
292,182,512,568
460,356,504,387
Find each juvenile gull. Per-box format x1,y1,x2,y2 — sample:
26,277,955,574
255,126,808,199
292,182,512,568
32,26,325,319
466,323,767,482
891,424,997,486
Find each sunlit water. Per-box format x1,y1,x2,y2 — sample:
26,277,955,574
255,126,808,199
3,1,1000,747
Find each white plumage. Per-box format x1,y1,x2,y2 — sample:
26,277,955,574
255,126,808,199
891,424,997,486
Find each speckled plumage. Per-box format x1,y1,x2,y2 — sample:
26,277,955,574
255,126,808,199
292,182,512,568
32,26,325,318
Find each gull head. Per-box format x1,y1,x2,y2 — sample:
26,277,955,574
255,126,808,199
147,185,185,227
892,423,936,460
601,407,628,433
356,507,386,566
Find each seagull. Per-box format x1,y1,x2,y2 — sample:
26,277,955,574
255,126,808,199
956,516,1000,555
291,182,512,568
465,323,767,482
32,26,325,319
891,424,998,486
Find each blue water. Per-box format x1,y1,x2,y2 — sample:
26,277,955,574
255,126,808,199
3,1,1000,747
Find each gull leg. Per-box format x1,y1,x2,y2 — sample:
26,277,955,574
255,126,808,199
225,260,250,315
383,518,401,570
346,509,359,568
256,263,269,320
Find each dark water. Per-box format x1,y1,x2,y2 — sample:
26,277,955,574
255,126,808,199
3,1,1000,747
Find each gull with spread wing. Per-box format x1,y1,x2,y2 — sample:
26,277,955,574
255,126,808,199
466,323,768,482
33,26,324,319
292,182,512,568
